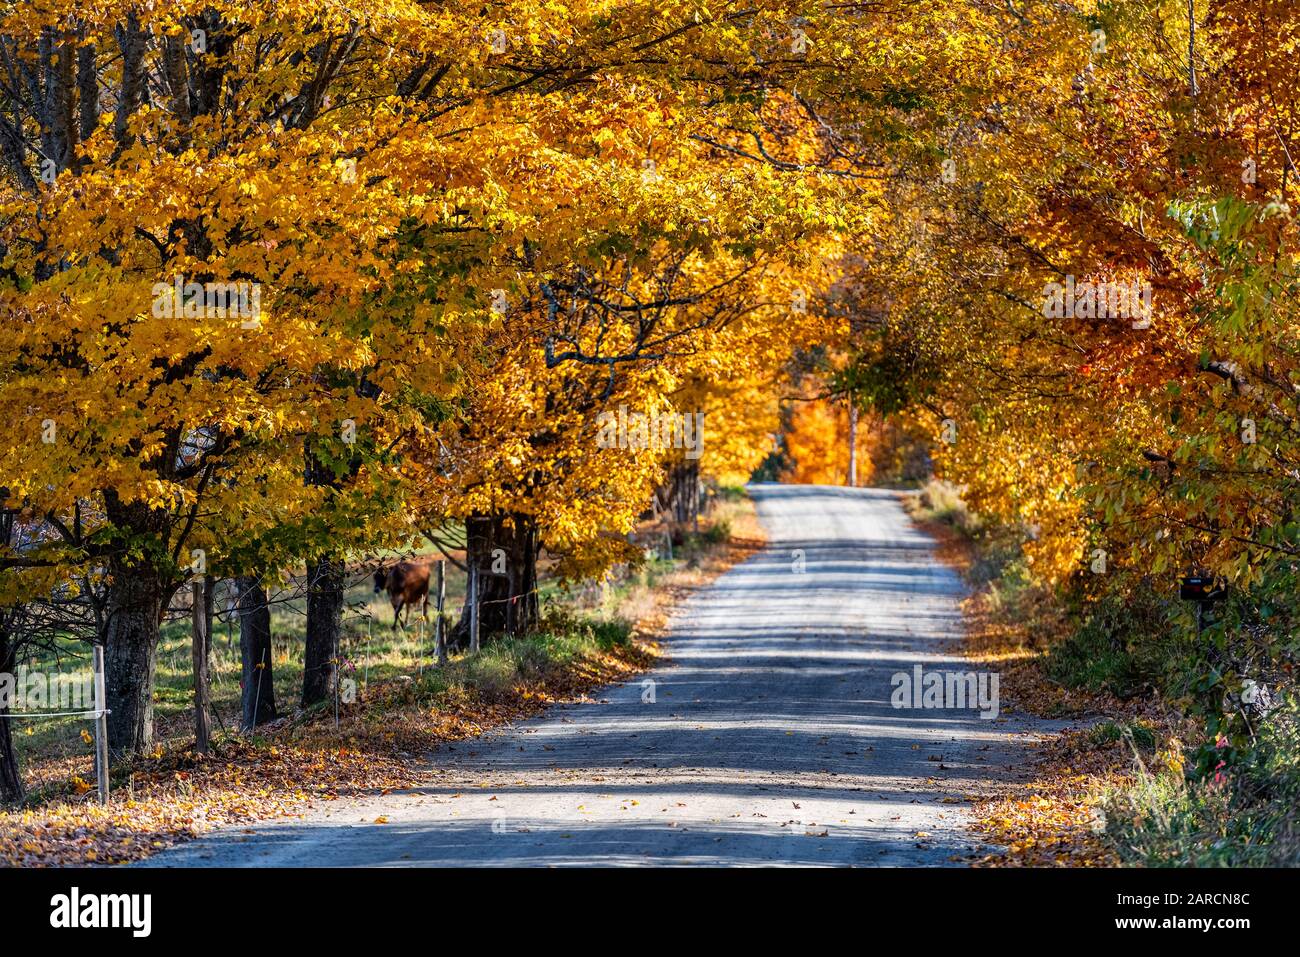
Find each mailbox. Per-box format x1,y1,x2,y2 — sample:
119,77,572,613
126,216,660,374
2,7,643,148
1180,575,1226,603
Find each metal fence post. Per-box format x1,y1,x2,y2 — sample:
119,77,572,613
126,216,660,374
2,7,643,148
92,644,109,805
435,560,447,666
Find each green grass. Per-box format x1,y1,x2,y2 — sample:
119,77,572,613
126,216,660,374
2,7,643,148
1044,584,1174,698
1101,699,1300,866
1088,719,1158,751
396,612,634,708
712,484,748,504
1045,618,1144,697
12,558,468,768
690,518,731,549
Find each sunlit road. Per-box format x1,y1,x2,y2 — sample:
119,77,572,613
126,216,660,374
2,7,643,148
141,484,1057,867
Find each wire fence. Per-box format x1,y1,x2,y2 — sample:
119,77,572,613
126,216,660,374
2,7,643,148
0,645,110,803
4,549,649,804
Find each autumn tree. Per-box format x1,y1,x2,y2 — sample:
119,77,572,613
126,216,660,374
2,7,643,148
0,1,476,755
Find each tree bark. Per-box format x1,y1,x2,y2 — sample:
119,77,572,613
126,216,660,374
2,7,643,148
0,629,24,804
192,11,236,118
42,31,77,172
848,401,859,487
76,35,98,145
236,576,276,731
664,462,701,531
103,562,166,759
450,514,539,646
302,558,345,707
113,12,148,148
162,33,192,129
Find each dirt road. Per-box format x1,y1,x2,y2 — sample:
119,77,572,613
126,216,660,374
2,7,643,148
141,484,1057,867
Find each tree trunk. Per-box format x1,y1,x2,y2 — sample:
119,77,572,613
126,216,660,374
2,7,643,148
302,558,344,707
113,12,148,147
236,576,277,731
191,580,211,754
848,401,859,487
666,462,701,532
0,630,23,804
0,703,21,804
450,513,539,646
690,463,700,532
103,563,165,760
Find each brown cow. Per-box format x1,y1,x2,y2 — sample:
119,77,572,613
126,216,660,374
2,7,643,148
373,561,430,631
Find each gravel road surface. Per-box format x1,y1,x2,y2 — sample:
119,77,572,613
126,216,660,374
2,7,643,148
140,484,1059,867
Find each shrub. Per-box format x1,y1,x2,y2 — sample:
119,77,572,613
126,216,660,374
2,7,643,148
1046,582,1172,698
911,478,982,535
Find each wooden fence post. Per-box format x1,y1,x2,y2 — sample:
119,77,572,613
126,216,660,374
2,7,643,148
469,563,480,654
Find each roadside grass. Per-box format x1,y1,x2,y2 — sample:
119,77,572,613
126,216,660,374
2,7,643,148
1088,719,1159,751
1099,698,1300,867
917,480,1300,868
908,479,1065,653
398,611,636,709
1041,584,1174,700
0,489,761,865
908,480,1173,866
909,477,983,536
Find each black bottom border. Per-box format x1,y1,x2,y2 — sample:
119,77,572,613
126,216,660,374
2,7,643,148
1,866,1282,944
